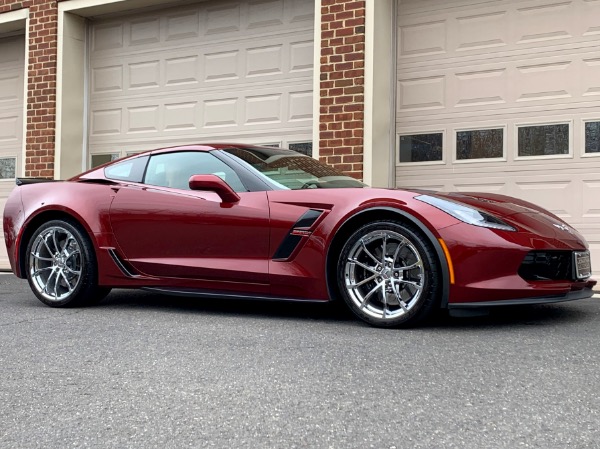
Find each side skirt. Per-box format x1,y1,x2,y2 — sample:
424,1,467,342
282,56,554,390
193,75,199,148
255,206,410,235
141,287,329,303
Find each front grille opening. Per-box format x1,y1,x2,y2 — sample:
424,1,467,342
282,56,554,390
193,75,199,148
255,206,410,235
518,251,573,281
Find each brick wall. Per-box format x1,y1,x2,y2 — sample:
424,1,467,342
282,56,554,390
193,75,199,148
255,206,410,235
1,0,58,178
318,0,366,180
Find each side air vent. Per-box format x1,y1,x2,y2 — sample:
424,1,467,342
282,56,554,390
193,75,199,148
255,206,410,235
273,209,323,260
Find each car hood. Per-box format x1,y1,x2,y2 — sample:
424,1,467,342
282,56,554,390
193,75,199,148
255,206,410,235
411,190,588,248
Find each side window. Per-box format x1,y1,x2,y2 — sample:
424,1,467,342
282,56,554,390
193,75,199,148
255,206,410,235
144,151,246,192
104,156,149,182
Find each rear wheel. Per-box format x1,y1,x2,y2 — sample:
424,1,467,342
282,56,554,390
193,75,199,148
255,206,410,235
26,219,110,307
337,221,440,328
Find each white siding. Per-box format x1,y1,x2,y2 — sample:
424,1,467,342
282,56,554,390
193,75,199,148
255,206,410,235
396,0,600,277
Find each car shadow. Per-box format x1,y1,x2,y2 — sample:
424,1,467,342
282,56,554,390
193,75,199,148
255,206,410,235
98,288,359,325
96,288,596,329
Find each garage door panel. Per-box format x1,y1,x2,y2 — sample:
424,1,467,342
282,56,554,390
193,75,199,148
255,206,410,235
513,177,578,219
90,81,312,141
91,1,313,57
0,36,24,270
0,115,20,143
91,35,313,100
398,0,600,63
398,49,599,120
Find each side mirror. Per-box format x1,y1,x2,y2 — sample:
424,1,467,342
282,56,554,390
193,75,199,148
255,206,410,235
188,174,240,204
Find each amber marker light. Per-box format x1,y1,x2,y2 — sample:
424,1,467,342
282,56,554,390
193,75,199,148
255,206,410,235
438,238,455,284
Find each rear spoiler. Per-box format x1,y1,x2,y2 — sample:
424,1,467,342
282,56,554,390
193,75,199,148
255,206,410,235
15,178,60,186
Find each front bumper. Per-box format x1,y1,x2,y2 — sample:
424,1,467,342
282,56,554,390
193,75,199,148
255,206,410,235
448,279,596,309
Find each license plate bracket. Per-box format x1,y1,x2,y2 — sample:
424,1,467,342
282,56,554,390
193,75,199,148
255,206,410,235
574,251,592,280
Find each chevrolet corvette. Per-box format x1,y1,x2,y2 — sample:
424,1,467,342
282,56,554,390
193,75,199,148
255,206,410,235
3,144,596,327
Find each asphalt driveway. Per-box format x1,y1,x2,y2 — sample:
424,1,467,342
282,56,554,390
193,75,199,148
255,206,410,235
1,273,599,449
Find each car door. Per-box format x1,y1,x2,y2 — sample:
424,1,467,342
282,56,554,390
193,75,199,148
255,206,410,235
109,151,270,287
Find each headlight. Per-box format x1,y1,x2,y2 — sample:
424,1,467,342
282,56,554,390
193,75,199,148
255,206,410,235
416,195,516,231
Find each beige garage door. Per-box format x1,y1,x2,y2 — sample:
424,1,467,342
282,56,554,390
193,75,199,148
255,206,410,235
88,0,315,166
396,0,600,277
0,36,24,270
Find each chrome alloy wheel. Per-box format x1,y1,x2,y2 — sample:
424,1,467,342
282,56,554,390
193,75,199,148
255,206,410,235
343,230,425,320
28,226,83,302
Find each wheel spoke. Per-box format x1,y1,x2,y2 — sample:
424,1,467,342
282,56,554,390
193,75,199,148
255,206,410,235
31,252,53,262
348,258,379,275
392,241,406,264
53,271,59,299
33,266,53,276
63,265,81,276
394,261,421,272
361,240,380,266
381,233,388,263
60,270,75,293
391,282,409,312
61,236,72,254
51,229,61,254
381,284,388,318
397,279,422,289
41,235,54,257
43,268,57,295
65,250,81,262
360,281,383,308
347,273,378,289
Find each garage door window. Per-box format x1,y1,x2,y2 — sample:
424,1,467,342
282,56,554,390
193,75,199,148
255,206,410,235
91,153,120,168
399,133,443,163
456,128,504,161
0,157,16,179
517,124,570,157
289,142,313,157
585,121,600,154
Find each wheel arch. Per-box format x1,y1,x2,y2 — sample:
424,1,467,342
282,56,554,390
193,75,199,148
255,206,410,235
17,209,97,279
325,207,451,308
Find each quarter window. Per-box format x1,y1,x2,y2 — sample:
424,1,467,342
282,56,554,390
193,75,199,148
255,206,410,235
517,124,569,157
399,133,443,163
104,156,149,182
144,151,246,192
456,128,503,160
585,121,600,154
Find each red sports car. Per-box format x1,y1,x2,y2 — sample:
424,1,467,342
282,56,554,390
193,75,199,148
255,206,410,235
3,144,596,327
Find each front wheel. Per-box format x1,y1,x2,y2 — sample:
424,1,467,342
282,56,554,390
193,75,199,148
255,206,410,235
337,221,440,328
26,219,109,307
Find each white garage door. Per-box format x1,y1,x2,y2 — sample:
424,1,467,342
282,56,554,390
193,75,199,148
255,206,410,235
396,0,600,277
88,0,315,166
0,36,24,270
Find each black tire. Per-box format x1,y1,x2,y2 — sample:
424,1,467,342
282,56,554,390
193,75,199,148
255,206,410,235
337,220,440,328
25,219,109,307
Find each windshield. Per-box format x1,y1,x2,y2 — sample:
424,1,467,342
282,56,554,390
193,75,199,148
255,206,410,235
222,146,366,190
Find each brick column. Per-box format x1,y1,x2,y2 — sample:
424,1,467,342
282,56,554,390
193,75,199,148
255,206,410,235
319,0,366,180
0,0,58,178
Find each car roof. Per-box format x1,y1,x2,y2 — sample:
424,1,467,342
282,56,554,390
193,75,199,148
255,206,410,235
143,143,275,156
